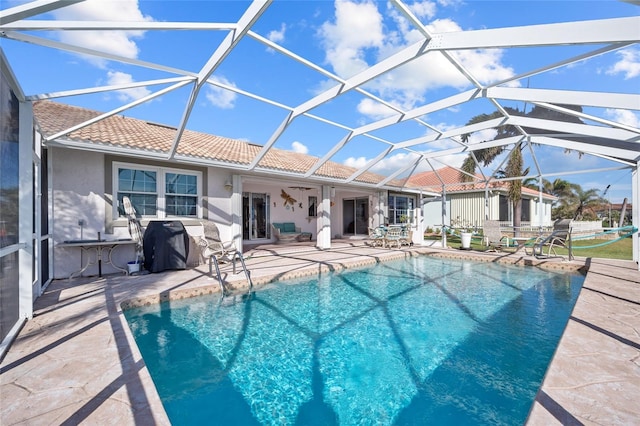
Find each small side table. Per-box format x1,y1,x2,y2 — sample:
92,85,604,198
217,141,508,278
297,232,312,242
511,237,533,252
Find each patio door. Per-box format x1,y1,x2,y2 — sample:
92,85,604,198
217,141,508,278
343,197,368,236
242,192,270,240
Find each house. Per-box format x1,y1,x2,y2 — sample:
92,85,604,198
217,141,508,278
31,101,427,279
407,166,556,231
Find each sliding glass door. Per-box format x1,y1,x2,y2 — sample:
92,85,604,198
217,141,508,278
343,197,368,236
242,192,270,240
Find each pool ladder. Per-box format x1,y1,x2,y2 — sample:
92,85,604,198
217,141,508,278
209,251,253,296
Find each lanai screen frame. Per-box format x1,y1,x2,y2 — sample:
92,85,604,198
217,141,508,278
1,0,639,263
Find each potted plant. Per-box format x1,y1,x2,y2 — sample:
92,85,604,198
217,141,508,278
452,217,473,249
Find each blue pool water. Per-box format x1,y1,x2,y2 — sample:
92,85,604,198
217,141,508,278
124,256,583,425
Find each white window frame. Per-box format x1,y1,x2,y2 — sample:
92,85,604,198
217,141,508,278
388,193,416,225
112,161,202,219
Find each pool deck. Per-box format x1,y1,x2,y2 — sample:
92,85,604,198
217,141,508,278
1,241,638,425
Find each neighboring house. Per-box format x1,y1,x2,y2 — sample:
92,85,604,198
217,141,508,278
32,101,426,279
407,166,556,231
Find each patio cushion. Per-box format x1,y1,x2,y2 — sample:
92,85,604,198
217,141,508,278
283,222,296,233
273,223,285,232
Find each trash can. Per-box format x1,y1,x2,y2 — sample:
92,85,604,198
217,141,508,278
143,220,189,273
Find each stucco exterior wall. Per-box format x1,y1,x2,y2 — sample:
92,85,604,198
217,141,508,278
51,148,121,278
49,148,424,277
51,149,222,279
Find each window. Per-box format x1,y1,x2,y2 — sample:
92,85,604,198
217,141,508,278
499,195,509,221
388,194,415,225
308,196,317,217
114,162,201,218
165,173,198,216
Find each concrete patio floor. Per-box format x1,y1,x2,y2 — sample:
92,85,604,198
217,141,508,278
1,241,638,425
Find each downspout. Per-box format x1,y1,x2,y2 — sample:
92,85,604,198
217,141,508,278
484,182,489,221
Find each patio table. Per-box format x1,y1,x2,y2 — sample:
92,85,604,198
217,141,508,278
58,239,137,278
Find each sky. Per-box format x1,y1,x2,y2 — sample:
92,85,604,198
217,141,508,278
2,0,639,203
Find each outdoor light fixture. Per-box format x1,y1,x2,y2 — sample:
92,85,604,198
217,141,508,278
224,180,233,191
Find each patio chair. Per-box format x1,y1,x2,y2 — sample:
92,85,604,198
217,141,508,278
483,220,508,252
123,196,144,267
384,226,403,249
399,229,413,247
368,227,385,247
529,219,573,260
198,220,252,293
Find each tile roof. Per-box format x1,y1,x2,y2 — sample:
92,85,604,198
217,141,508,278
32,101,399,188
407,166,557,200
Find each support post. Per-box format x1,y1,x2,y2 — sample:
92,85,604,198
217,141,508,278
317,185,332,249
632,164,639,269
231,174,243,252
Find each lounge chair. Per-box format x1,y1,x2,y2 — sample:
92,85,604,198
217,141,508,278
529,219,573,260
483,220,508,252
197,221,252,293
368,227,385,247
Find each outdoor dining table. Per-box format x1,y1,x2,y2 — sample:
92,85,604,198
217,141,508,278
57,239,137,278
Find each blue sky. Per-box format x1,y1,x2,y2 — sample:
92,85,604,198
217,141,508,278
2,0,639,203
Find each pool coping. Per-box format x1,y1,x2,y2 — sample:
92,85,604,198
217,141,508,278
120,247,587,310
1,243,637,425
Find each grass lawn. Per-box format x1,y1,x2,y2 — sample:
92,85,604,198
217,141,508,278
430,234,633,260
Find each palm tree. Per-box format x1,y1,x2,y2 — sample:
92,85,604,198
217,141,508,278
571,187,602,220
460,105,585,234
460,107,526,235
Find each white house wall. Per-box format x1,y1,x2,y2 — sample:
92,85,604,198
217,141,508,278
205,168,236,243
50,148,227,279
49,147,426,278
50,148,122,279
423,197,451,231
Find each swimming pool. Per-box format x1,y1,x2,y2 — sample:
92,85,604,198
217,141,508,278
124,255,583,425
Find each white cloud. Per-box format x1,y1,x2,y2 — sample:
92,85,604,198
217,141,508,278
318,1,385,78
318,2,517,120
291,141,308,154
604,108,640,128
342,121,499,177
343,155,369,169
606,48,640,79
356,98,400,120
205,76,237,109
267,23,287,44
106,70,151,102
344,151,423,176
51,0,153,68
408,1,437,19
